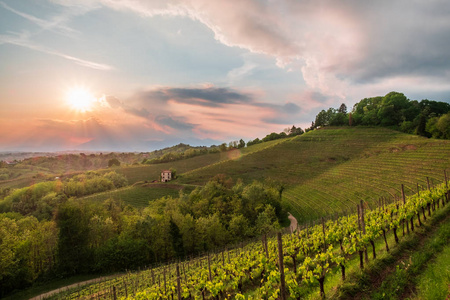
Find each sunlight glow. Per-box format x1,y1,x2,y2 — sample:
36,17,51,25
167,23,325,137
66,87,96,112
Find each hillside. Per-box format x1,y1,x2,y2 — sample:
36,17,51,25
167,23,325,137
85,127,450,223
174,127,450,222
24,181,450,300
2,126,450,299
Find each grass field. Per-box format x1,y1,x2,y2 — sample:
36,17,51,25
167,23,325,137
80,183,198,207
413,241,450,299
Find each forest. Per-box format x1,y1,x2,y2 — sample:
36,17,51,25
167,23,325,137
0,173,287,296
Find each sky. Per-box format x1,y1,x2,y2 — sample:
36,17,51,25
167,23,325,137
1,0,450,152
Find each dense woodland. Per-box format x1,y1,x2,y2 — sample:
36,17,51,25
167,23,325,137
0,172,287,296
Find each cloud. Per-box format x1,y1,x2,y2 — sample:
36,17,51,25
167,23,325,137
0,1,112,70
103,85,306,141
136,87,252,107
155,115,196,130
0,1,79,36
0,32,114,70
82,0,450,100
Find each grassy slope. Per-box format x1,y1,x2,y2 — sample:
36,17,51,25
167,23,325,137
79,128,450,219
80,183,198,207
76,139,288,207
6,127,448,221
413,241,450,299
176,127,450,222
111,138,286,185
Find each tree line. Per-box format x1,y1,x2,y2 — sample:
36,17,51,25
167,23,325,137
312,91,450,139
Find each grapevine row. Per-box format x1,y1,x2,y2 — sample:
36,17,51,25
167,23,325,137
48,175,450,299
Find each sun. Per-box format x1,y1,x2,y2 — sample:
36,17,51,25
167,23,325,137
66,87,96,112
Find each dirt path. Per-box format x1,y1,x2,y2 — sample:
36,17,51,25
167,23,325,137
288,212,298,233
29,274,121,300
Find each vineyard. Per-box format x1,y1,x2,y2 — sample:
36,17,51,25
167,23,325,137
43,176,450,299
176,127,450,223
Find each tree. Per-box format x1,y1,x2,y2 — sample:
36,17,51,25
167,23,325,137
108,158,120,167
56,201,92,275
219,143,228,152
255,205,279,235
170,168,177,179
351,96,382,125
288,125,304,136
425,117,440,138
247,138,262,147
338,103,347,114
377,91,410,126
436,113,450,139
229,214,252,242
238,139,246,148
169,219,184,258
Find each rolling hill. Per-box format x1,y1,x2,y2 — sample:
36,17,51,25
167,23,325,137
173,127,450,222
85,127,450,224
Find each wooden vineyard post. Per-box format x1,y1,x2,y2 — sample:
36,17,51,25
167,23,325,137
277,232,287,300
262,235,267,258
265,234,269,258
322,217,327,251
427,177,432,216
176,265,182,300
402,185,410,234
357,204,364,269
113,286,117,300
418,183,427,221
401,184,406,205
428,178,434,212
183,263,187,283
444,170,448,205
163,267,167,295
207,253,212,281
442,170,449,206
382,220,389,252
360,200,369,264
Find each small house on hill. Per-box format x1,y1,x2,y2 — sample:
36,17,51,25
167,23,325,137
161,170,172,182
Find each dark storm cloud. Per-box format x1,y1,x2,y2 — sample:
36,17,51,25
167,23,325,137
339,0,450,83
